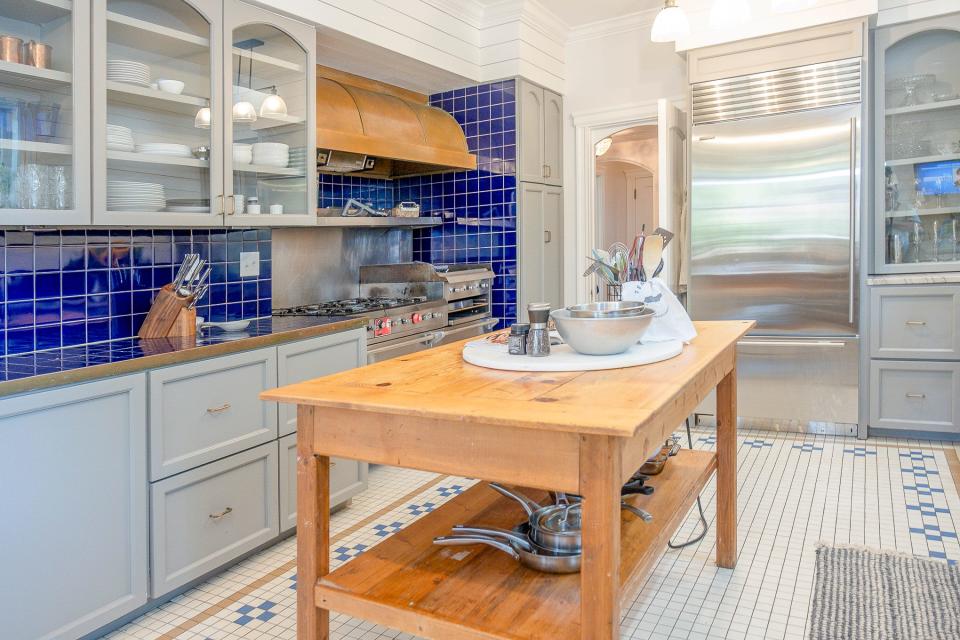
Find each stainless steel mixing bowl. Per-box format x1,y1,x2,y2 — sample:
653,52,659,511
566,301,647,318
550,307,655,355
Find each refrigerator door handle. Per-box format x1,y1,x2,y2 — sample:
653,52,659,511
848,116,857,324
737,340,847,348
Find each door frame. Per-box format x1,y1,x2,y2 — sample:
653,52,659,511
570,95,684,303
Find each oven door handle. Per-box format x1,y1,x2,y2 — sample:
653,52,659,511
421,330,447,347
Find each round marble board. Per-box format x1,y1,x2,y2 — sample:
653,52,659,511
462,338,683,372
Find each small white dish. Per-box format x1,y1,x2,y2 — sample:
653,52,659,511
201,320,251,332
156,79,185,94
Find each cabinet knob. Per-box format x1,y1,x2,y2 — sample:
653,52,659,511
209,507,233,520
905,320,927,326
207,403,231,414
905,392,926,399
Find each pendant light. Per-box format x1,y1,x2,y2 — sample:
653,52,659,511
710,0,751,29
650,0,690,43
259,86,288,118
771,0,816,12
194,99,211,129
232,50,257,124
595,137,613,157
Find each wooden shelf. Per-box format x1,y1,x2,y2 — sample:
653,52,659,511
0,139,72,156
315,449,717,640
886,97,960,116
235,163,302,177
1,0,71,25
886,207,960,219
107,11,209,58
107,81,208,115
232,47,301,73
887,152,960,168
314,215,442,228
107,150,208,168
0,59,72,89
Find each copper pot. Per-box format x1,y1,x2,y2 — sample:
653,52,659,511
22,41,52,69
0,35,23,64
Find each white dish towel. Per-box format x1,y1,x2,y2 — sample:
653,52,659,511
621,278,697,344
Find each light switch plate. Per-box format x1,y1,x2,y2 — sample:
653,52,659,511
240,251,260,278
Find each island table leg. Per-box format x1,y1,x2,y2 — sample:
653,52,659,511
716,368,737,569
297,405,330,640
580,435,623,639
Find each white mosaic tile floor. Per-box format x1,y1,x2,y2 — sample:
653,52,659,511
101,429,960,640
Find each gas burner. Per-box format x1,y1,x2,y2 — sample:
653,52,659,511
273,296,428,317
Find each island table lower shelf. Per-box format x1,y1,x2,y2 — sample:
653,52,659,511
315,449,717,640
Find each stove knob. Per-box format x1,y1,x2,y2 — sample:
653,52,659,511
411,312,423,324
399,318,407,324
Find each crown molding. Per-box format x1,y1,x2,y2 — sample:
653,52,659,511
567,7,661,43
419,0,487,29
481,0,569,46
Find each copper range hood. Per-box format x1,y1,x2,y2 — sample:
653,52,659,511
316,67,476,177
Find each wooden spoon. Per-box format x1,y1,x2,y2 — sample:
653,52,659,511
641,234,663,282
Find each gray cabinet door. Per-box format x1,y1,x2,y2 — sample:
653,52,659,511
150,442,279,595
0,374,148,640
543,89,563,186
276,328,365,436
518,80,545,184
870,285,960,360
278,433,367,533
519,182,564,320
149,347,278,480
870,360,960,433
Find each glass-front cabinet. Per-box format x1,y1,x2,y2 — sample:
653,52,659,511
223,1,315,226
0,0,90,224
89,0,314,226
875,14,960,273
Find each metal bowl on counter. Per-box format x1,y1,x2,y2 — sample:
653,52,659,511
551,307,655,355
566,301,647,318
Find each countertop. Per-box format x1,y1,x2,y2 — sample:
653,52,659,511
0,316,366,399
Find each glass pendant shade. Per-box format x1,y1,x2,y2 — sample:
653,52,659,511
232,100,258,123
650,0,690,43
595,137,613,157
194,106,211,129
710,0,751,29
260,91,288,117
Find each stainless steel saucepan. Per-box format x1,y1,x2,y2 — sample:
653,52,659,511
434,525,581,574
489,483,582,553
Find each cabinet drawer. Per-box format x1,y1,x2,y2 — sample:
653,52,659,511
149,348,278,480
278,433,368,533
150,443,279,596
870,360,960,433
277,329,365,436
870,286,960,359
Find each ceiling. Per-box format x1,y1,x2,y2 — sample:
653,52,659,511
474,0,659,27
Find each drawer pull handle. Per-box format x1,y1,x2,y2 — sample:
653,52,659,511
905,320,927,326
209,507,233,520
905,392,926,399
207,403,231,414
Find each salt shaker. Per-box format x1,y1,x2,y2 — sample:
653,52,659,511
508,323,529,355
526,303,551,357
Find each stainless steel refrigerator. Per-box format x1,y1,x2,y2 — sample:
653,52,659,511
688,58,862,430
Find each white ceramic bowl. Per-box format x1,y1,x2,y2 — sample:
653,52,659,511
550,308,655,356
156,79,185,94
232,143,252,165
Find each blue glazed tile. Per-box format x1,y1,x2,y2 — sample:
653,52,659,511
7,327,34,354
35,298,60,325
87,245,110,269
86,270,110,295
87,319,109,343
36,273,60,299
86,294,110,319
132,290,153,314
62,271,84,297
7,247,33,273
132,244,153,267
110,292,132,317
154,241,173,265
6,275,33,301
61,245,85,270
61,296,85,323
35,246,59,271
35,325,60,351
61,322,85,347
7,301,34,328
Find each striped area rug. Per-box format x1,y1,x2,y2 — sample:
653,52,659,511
810,544,960,639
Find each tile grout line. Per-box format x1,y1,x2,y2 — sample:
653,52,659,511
155,473,451,640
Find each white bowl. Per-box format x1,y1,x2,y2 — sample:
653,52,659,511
232,143,252,164
156,79,185,94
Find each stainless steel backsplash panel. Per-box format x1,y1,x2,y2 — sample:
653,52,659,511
271,228,413,308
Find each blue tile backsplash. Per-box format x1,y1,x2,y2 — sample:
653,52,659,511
318,174,394,211
0,229,272,356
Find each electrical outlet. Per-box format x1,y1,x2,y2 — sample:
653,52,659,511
240,251,260,278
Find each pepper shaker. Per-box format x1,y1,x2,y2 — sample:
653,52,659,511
508,323,530,355
526,303,551,357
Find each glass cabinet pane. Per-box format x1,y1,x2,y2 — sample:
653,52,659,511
102,0,216,220
0,0,80,218
229,22,308,219
883,28,960,267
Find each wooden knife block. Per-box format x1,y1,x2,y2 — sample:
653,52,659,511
138,284,197,339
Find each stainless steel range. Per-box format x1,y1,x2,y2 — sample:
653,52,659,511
274,262,498,363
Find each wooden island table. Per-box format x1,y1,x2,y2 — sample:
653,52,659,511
261,319,754,640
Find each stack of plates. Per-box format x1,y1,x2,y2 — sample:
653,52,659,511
287,146,308,169
107,60,150,86
251,142,289,167
107,124,135,151
136,143,192,158
167,198,211,213
107,181,165,212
